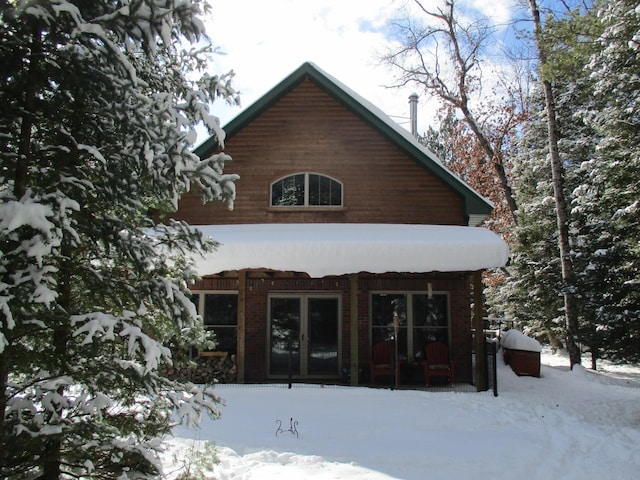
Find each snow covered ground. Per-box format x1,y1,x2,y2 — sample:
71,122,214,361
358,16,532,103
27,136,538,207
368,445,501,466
162,349,640,479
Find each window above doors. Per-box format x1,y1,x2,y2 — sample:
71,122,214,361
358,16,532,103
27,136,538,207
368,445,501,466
271,173,343,207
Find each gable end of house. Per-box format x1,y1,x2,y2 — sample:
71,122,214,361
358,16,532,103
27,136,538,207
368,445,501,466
195,62,493,225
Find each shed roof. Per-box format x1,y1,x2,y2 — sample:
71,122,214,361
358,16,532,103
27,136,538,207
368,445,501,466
195,62,494,226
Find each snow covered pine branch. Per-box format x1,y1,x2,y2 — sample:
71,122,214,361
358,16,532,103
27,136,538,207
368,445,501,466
0,1,237,478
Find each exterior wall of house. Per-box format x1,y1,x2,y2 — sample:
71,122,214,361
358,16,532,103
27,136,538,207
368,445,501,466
172,76,480,386
171,79,466,227
192,271,473,385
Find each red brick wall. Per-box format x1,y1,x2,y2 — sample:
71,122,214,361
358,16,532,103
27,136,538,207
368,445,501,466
180,77,477,384
192,271,473,383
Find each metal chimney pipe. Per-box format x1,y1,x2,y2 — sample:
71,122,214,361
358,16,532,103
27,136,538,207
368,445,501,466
409,93,418,137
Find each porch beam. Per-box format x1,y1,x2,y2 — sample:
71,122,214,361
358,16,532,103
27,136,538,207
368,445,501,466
350,273,359,386
236,270,246,383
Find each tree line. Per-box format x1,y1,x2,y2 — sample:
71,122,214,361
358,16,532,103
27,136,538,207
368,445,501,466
382,0,639,368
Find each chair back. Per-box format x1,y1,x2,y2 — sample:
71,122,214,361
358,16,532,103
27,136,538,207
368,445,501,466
425,341,450,364
372,341,393,364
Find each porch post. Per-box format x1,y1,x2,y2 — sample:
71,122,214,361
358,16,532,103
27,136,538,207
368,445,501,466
236,270,246,383
350,273,359,386
474,270,488,391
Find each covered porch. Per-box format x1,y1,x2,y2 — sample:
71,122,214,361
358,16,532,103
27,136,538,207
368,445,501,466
190,223,509,390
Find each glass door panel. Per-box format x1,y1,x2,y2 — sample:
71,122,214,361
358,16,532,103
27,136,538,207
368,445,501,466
371,294,407,360
412,294,449,360
269,298,301,375
307,298,339,376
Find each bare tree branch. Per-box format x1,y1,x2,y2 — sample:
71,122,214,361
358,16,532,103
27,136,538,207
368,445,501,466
380,0,519,223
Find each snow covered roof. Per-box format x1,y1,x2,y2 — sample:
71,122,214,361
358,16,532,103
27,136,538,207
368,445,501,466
194,223,509,278
195,62,493,226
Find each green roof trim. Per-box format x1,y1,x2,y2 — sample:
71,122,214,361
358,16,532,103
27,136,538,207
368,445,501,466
195,62,493,224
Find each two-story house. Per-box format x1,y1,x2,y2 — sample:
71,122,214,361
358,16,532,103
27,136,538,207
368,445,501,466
171,62,509,386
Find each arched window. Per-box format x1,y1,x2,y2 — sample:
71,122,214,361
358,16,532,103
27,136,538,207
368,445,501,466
271,173,343,207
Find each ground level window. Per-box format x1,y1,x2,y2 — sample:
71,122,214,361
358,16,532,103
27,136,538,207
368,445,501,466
371,292,449,362
191,292,238,353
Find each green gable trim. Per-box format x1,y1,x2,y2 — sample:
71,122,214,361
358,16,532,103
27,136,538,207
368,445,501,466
195,62,493,222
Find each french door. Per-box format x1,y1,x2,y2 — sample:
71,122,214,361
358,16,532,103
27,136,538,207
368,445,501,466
268,295,340,378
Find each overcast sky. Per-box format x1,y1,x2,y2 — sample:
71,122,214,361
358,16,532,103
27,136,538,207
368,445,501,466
202,0,518,144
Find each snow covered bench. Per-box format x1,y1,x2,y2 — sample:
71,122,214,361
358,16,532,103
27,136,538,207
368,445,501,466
500,330,541,377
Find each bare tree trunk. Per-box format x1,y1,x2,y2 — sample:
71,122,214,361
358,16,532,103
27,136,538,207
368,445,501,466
39,253,73,480
528,0,581,368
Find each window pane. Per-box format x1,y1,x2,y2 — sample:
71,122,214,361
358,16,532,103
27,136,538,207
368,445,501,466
319,175,331,205
272,174,304,206
308,174,342,206
318,177,331,205
211,326,237,353
307,298,339,375
412,294,449,361
271,180,283,205
329,178,342,206
412,295,448,327
190,293,200,315
371,294,407,360
309,174,320,205
270,298,301,375
203,294,238,326
372,294,406,328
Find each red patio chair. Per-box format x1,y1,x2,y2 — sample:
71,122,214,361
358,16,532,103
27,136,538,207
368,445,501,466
369,341,401,388
423,341,456,386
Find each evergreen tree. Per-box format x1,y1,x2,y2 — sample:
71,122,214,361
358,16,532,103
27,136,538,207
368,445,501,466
499,1,601,357
497,94,566,345
575,0,640,363
526,0,584,367
500,0,640,365
0,1,239,478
